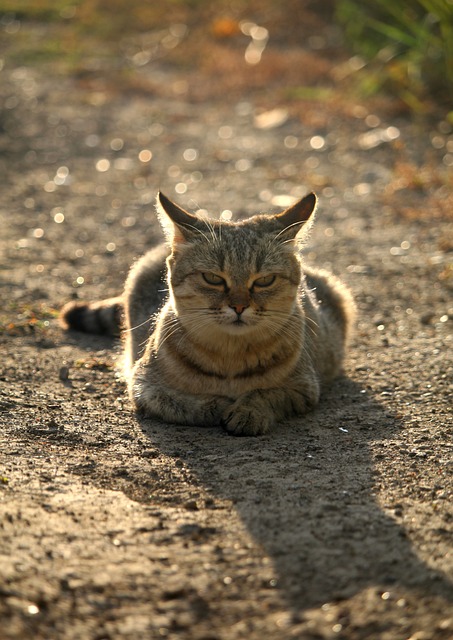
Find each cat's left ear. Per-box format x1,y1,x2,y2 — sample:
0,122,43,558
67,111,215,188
275,192,317,238
156,192,200,245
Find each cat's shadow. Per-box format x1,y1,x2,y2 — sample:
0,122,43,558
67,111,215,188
139,376,453,613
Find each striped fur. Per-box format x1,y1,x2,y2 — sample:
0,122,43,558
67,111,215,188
60,297,124,336
60,191,356,436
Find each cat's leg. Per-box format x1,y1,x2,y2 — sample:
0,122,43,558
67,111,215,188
222,382,320,436
130,360,232,426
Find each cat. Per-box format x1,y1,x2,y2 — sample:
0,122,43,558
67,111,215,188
60,191,355,436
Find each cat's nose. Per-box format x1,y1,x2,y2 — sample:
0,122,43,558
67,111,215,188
229,303,248,316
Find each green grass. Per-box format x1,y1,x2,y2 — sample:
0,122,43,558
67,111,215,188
1,0,451,116
336,0,453,115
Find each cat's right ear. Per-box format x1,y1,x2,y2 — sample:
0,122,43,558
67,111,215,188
275,192,317,236
156,192,199,245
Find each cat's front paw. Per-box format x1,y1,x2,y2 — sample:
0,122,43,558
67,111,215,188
221,405,272,437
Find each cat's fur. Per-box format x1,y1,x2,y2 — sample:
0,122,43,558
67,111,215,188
60,191,355,436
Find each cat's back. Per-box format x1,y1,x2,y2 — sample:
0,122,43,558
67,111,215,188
303,266,356,339
300,265,356,382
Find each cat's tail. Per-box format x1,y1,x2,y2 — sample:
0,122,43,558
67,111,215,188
59,296,123,336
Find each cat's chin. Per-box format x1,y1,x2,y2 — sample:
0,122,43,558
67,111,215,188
219,321,256,336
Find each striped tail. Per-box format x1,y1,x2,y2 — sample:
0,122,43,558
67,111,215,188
59,296,123,336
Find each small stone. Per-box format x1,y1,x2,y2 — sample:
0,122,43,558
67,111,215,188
59,366,69,381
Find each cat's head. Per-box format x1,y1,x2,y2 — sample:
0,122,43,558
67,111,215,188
156,191,317,340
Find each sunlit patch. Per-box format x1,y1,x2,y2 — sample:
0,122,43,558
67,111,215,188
168,165,181,178
96,159,110,172
138,149,152,163
175,183,187,194
309,135,325,150
149,123,164,136
54,166,70,185
280,164,297,177
218,125,233,139
353,183,371,196
110,138,124,151
271,195,296,207
357,126,400,150
121,216,136,228
96,185,108,196
284,135,298,149
27,604,39,615
241,21,269,65
183,148,197,162
254,108,288,129
305,156,320,169
235,158,251,171
85,134,100,148
431,135,444,149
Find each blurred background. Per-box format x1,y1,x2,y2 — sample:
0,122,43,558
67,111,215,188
1,0,452,326
1,0,452,117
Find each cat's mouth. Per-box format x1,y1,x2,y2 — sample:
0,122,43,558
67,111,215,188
214,308,257,333
223,317,254,333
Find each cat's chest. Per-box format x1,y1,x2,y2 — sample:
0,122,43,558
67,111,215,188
154,333,299,397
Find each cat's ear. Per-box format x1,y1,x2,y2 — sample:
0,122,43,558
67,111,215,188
275,192,317,238
156,192,199,245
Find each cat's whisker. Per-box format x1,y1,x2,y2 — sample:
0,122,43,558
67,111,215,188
175,319,215,349
274,218,311,243
218,217,222,243
304,315,320,330
181,222,211,244
124,316,155,334
158,324,185,348
201,217,220,248
61,190,354,436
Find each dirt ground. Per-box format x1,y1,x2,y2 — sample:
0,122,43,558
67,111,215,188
1,10,452,640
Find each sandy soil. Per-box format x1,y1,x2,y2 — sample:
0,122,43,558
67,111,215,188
1,16,452,640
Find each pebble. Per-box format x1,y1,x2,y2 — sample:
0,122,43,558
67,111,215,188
58,366,69,381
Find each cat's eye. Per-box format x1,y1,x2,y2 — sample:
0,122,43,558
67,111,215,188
253,274,276,288
202,272,225,286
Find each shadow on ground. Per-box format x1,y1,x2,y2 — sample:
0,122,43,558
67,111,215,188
139,376,453,615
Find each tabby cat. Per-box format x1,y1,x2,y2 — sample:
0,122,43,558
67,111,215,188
60,191,355,436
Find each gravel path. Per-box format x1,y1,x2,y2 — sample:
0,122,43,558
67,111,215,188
1,22,452,639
